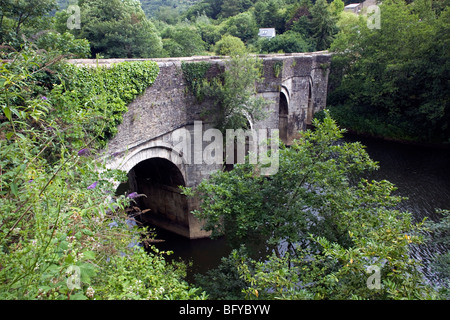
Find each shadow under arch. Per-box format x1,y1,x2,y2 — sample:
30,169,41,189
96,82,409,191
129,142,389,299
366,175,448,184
279,91,289,145
117,144,187,184
129,157,190,233
114,145,195,238
306,76,314,127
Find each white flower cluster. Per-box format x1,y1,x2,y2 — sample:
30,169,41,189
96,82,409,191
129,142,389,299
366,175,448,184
86,286,95,298
148,286,165,299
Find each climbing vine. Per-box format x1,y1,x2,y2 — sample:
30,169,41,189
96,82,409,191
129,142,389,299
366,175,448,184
319,62,330,77
199,53,268,132
273,61,284,78
59,61,159,148
181,61,211,101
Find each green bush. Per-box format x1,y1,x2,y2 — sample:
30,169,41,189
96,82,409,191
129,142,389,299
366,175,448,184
55,60,159,148
214,35,246,56
259,31,312,54
34,32,91,59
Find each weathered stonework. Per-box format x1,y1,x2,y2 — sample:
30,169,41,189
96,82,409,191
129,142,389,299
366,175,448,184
70,52,332,239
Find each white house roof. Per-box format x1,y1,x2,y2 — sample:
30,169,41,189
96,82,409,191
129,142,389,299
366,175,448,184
258,28,276,38
345,3,361,8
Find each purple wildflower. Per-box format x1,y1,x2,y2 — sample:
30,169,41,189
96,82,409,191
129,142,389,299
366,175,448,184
108,221,118,229
41,96,48,100
27,179,34,183
77,148,90,156
126,218,137,229
87,181,98,190
127,192,138,199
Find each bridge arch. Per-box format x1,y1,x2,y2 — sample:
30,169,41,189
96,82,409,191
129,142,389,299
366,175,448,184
129,157,189,231
115,144,193,237
99,52,332,239
118,143,187,182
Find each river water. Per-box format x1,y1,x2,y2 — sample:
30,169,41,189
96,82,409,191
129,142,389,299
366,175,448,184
148,133,450,286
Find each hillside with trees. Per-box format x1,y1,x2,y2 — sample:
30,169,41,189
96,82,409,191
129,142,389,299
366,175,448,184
47,0,344,58
2,0,352,59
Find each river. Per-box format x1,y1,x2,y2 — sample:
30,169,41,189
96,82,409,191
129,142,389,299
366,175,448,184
147,133,450,286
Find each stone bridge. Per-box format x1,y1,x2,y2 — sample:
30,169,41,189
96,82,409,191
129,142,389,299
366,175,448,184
71,52,332,239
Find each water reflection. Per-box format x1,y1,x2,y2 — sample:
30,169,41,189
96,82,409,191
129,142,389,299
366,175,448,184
146,226,232,283
344,134,450,285
344,134,450,223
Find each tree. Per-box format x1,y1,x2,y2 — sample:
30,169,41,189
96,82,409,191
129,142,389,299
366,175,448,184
34,31,90,58
258,30,312,53
188,113,380,249
220,11,259,43
328,0,450,144
254,0,287,33
0,0,57,44
185,113,437,299
183,0,224,20
214,34,246,56
197,51,268,131
196,17,222,51
220,0,253,18
310,0,338,50
285,0,313,39
329,0,345,16
73,0,163,58
161,24,207,57
155,6,180,25
138,0,200,18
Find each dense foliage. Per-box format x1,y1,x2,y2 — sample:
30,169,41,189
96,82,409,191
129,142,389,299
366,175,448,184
213,35,247,56
70,0,164,58
58,60,159,148
181,51,268,131
0,0,91,58
182,0,341,53
160,23,207,57
181,60,212,101
328,0,450,144
139,0,201,18
185,114,440,299
0,46,206,300
0,0,57,45
52,0,343,58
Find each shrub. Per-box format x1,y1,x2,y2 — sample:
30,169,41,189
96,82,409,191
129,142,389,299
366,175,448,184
214,35,246,56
